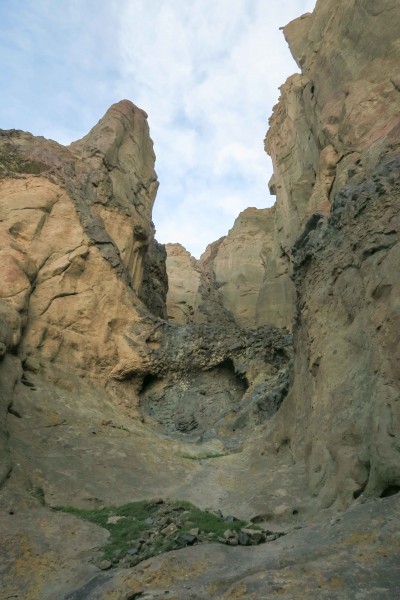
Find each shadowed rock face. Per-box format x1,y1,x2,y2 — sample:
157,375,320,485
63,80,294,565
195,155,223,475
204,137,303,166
166,0,400,510
1,0,400,598
264,0,400,511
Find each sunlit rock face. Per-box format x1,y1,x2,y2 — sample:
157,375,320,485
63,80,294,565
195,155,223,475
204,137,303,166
166,207,293,329
0,101,166,373
0,100,168,484
165,243,201,323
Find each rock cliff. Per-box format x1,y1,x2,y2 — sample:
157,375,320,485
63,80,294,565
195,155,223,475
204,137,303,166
0,100,165,484
0,101,294,599
166,206,290,328
1,0,400,598
265,0,400,509
166,0,400,511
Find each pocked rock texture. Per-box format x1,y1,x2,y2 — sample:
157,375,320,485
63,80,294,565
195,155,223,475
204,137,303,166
264,0,400,510
167,0,400,509
1,0,400,597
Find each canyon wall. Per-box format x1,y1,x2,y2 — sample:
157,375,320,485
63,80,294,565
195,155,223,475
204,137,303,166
266,0,400,507
1,0,400,597
166,0,400,508
0,100,168,484
166,206,293,328
0,101,292,503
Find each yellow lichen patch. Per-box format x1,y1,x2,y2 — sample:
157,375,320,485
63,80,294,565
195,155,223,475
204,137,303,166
142,557,206,588
11,534,61,600
221,581,249,599
100,576,145,600
344,531,376,546
326,576,344,589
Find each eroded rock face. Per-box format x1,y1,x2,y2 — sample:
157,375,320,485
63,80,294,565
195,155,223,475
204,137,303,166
208,208,275,327
271,155,400,509
262,0,400,330
0,101,169,487
165,243,201,323
0,99,293,516
265,0,400,509
137,322,292,445
166,208,291,328
166,0,400,511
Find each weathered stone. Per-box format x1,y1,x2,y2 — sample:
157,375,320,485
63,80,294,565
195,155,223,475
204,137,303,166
107,515,126,525
264,0,400,510
223,529,234,539
228,538,239,546
238,532,251,546
166,208,293,329
240,528,266,544
165,243,201,323
161,523,177,536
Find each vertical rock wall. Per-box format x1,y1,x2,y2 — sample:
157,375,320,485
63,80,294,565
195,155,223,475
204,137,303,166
166,208,289,328
165,0,400,509
0,101,168,480
266,0,400,508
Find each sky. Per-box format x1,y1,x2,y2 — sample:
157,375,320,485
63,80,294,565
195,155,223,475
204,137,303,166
0,0,316,257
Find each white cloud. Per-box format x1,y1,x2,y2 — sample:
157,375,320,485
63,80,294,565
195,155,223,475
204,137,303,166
116,0,316,256
0,0,316,257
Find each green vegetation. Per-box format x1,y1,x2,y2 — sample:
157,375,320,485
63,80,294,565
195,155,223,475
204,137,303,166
56,499,248,566
174,500,246,536
29,486,46,506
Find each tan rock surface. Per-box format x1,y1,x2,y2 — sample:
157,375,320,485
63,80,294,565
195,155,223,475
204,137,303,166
166,208,291,328
211,207,275,327
165,243,201,323
0,101,169,499
0,98,297,599
0,101,167,386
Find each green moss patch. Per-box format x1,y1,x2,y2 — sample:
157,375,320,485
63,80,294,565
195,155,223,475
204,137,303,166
56,499,255,567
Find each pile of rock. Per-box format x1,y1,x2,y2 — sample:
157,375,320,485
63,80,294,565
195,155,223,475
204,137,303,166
84,501,286,570
220,526,283,547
